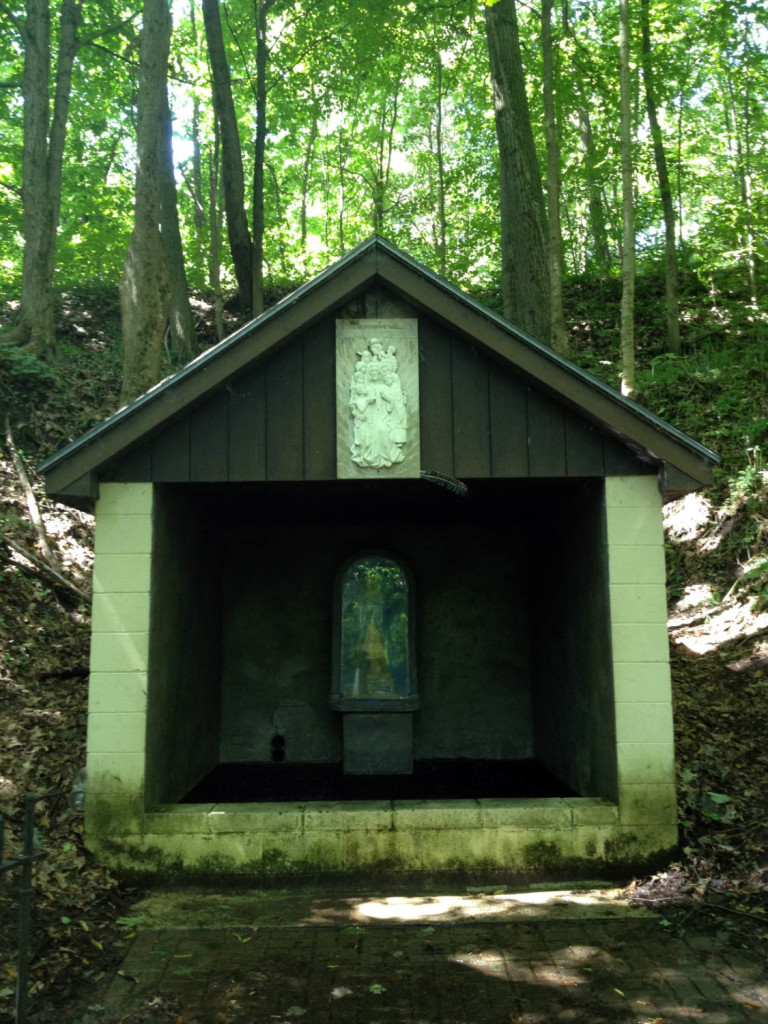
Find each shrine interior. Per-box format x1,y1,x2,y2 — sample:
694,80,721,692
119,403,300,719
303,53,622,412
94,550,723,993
143,477,618,809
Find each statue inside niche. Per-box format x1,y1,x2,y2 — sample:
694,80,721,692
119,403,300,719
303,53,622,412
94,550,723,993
349,339,408,469
338,556,411,702
355,616,397,699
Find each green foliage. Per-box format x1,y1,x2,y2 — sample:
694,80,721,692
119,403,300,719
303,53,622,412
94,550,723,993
0,341,56,381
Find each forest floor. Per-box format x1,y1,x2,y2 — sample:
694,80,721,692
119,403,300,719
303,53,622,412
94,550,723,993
0,275,767,1023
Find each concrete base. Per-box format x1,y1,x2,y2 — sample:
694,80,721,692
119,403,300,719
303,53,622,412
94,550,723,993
84,796,677,879
343,714,414,774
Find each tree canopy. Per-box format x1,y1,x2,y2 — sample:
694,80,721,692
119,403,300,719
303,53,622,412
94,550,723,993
1,0,766,365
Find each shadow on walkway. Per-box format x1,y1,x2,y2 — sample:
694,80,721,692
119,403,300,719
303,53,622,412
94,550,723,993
99,888,767,1024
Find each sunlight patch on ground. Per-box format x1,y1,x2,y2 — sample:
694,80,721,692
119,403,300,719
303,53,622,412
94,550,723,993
669,583,716,618
664,492,712,542
353,889,636,924
130,887,654,930
669,595,768,655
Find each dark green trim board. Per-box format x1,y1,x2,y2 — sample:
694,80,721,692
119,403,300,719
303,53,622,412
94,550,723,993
41,237,717,502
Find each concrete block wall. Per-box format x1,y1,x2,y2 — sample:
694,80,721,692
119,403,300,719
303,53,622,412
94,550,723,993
86,483,153,832
83,477,679,875
605,476,677,839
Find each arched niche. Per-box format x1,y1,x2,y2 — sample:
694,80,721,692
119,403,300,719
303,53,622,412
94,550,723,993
330,553,419,713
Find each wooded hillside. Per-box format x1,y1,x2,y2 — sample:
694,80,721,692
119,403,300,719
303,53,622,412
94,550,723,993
0,0,767,1020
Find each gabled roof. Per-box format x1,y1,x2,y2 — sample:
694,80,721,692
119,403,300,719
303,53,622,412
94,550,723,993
41,235,717,500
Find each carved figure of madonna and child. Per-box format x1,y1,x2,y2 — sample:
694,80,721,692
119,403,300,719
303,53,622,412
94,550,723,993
349,340,408,469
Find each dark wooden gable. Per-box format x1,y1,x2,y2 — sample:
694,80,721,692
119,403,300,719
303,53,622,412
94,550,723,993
41,236,717,504
100,286,649,487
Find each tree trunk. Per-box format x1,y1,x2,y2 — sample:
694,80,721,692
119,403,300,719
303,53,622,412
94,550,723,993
578,107,611,276
3,0,80,356
188,0,205,233
251,0,272,316
435,56,447,276
485,0,551,344
618,0,635,397
640,0,681,354
209,120,225,341
160,85,196,365
300,105,319,251
202,0,252,311
541,0,568,355
726,66,757,301
119,0,172,407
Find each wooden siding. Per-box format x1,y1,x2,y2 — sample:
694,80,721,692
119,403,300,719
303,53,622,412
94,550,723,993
103,310,651,485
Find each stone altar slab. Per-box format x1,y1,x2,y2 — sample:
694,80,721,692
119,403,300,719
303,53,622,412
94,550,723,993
336,319,420,479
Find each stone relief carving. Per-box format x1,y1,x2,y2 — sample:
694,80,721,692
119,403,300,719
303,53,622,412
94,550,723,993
336,318,419,479
349,340,408,469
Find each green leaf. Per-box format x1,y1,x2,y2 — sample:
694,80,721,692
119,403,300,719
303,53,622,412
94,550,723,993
706,792,731,805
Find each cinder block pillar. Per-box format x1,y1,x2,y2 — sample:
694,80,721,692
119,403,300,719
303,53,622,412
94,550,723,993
85,483,153,837
605,476,677,830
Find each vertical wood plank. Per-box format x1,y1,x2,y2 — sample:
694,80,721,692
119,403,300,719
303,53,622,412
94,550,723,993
489,366,529,477
151,415,190,481
603,435,646,476
106,443,152,482
303,321,336,480
565,410,605,476
418,319,454,475
527,386,566,477
228,365,267,480
190,391,228,481
266,342,304,480
452,337,491,477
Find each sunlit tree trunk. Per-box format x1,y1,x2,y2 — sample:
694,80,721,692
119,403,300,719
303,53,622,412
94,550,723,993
435,55,447,276
119,0,172,407
160,85,196,364
208,121,225,341
726,66,757,301
202,0,252,311
365,83,400,235
1,0,80,356
300,104,319,251
485,0,551,344
541,0,567,355
640,0,681,354
188,0,205,235
618,0,635,397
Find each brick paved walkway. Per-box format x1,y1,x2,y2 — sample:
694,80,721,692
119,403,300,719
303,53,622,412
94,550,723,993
102,892,768,1023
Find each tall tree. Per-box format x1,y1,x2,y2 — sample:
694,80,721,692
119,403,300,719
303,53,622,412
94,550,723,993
639,0,680,354
251,0,272,316
160,85,196,364
202,0,252,311
485,0,551,343
0,0,80,355
618,0,635,396
540,0,568,354
119,0,172,407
